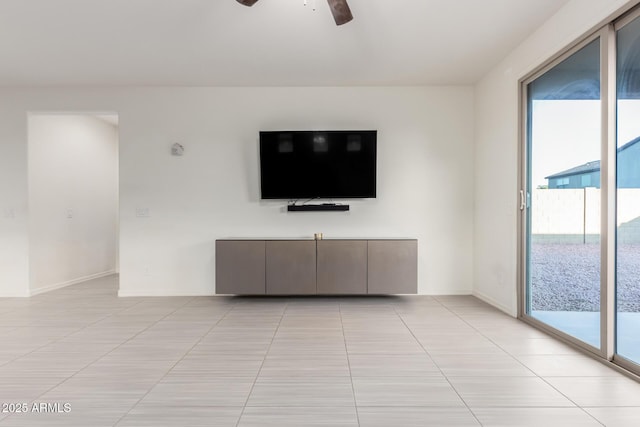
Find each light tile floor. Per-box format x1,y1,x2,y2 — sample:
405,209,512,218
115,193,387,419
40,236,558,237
0,275,638,426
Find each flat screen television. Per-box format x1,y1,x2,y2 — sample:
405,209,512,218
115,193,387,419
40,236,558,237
260,130,377,200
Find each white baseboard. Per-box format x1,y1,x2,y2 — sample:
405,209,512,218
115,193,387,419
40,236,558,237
423,288,473,296
472,289,516,317
0,290,31,298
117,290,212,297
29,270,117,296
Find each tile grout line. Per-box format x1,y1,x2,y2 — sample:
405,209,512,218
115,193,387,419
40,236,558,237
0,284,140,369
5,293,198,425
0,290,150,370
3,282,634,426
338,301,361,426
111,297,239,427
234,298,288,427
0,286,84,318
433,298,605,426
63,295,200,426
0,289,155,424
392,298,485,427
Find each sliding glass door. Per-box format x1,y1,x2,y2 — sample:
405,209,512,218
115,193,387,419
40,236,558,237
523,8,640,374
616,14,640,366
525,38,602,349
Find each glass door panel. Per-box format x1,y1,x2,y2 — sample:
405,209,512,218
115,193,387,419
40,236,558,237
616,16,640,365
526,38,602,348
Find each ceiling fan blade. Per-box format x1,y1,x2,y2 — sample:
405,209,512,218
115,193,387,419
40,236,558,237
327,0,353,25
236,0,259,6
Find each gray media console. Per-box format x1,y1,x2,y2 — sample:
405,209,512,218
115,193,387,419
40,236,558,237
215,239,417,295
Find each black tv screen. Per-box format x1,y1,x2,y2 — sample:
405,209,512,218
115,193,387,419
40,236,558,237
260,130,377,199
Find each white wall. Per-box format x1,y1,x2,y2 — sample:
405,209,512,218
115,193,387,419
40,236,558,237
473,0,635,315
0,86,474,297
28,114,118,295
0,98,29,296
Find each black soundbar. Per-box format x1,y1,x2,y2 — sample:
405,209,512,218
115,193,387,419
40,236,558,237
288,204,350,212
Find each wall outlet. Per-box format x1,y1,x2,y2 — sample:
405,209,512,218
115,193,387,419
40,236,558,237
3,208,15,219
136,208,150,218
143,266,151,276
66,208,74,219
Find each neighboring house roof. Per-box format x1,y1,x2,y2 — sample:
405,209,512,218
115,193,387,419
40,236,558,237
546,161,600,180
619,135,640,152
545,135,640,180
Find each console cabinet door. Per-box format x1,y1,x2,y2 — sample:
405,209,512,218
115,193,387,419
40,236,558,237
368,240,417,294
266,240,316,295
317,240,367,294
216,240,266,294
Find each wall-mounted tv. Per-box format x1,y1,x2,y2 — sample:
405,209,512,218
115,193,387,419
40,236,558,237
260,130,377,200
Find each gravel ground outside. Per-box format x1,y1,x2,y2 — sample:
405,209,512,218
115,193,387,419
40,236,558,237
531,243,640,312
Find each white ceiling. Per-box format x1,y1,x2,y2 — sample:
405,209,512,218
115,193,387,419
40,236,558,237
0,0,570,87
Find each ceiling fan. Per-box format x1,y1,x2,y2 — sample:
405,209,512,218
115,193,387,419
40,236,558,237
235,0,353,26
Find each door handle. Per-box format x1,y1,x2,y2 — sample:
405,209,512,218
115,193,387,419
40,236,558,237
519,190,525,211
